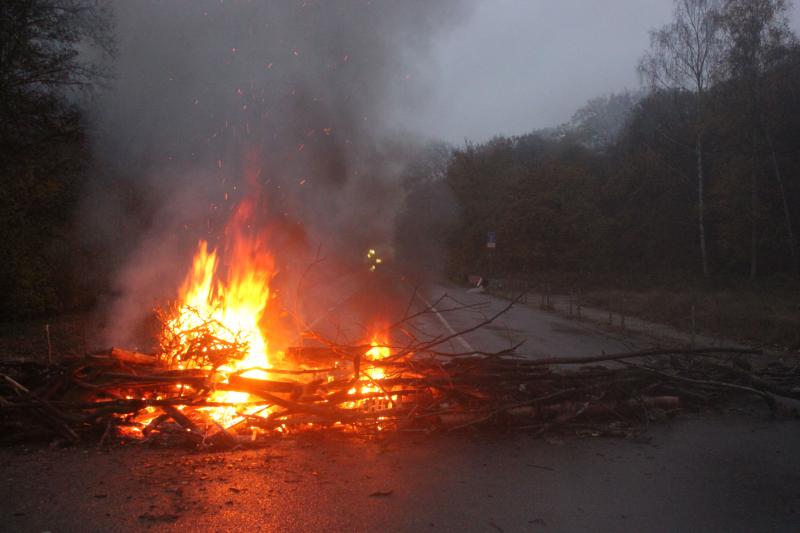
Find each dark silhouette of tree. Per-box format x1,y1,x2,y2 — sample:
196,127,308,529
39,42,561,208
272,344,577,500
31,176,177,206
0,0,113,317
0,0,113,160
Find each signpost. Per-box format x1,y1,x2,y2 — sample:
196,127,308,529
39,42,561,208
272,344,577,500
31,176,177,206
486,231,496,287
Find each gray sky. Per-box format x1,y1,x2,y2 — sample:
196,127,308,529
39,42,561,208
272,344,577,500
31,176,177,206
398,0,800,144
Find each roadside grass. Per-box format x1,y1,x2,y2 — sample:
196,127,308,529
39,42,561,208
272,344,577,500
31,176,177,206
484,273,800,351
582,286,800,350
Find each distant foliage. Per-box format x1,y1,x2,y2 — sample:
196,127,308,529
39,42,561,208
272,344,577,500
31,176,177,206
413,0,800,283
566,91,642,151
416,49,800,282
394,142,458,276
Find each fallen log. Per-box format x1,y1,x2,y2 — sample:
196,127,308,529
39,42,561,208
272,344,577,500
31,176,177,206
525,347,763,366
109,348,159,366
285,345,368,364
1,373,80,442
1,343,797,447
226,374,304,396
506,396,681,419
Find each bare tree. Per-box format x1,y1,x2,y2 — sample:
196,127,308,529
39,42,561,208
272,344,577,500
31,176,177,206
720,0,796,278
639,0,725,278
0,0,114,160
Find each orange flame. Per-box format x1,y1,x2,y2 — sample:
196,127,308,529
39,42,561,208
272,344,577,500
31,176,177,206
344,331,395,424
163,199,275,428
148,181,400,436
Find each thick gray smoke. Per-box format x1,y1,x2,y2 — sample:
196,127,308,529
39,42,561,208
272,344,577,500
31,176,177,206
86,0,470,348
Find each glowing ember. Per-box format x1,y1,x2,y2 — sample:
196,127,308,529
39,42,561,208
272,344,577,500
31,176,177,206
364,335,391,390
345,333,396,419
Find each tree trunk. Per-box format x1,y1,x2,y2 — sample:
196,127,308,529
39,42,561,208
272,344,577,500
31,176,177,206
696,134,709,278
765,131,799,277
750,132,759,280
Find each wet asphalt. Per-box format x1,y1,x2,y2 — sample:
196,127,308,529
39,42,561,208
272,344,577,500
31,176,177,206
2,415,799,532
1,282,798,532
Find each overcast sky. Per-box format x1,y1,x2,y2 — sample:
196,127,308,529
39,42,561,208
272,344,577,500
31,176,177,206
398,0,800,144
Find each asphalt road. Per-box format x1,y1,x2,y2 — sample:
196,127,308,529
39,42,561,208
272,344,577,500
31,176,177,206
1,280,798,532
2,416,798,532
411,282,638,358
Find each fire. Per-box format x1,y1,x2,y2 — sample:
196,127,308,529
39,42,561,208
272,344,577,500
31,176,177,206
364,336,390,386
160,199,274,428
137,195,402,439
346,333,396,418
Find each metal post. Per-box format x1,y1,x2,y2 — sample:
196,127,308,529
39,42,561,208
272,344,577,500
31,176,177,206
45,324,52,365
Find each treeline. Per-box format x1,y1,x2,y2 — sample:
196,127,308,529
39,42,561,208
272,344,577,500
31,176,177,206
397,0,800,284
0,1,113,318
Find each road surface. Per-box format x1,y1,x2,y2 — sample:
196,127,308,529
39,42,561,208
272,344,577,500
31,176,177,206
411,282,639,358
1,281,798,532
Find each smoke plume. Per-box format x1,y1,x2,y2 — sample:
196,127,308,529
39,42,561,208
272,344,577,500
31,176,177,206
85,0,471,347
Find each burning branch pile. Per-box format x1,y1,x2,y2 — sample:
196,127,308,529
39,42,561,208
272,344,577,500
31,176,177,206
2,202,797,447
1,314,798,447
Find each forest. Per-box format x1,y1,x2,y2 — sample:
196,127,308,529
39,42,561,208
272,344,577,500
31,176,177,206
398,0,800,291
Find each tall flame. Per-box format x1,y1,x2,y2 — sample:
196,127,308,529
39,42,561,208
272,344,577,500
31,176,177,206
163,199,274,427
154,192,400,436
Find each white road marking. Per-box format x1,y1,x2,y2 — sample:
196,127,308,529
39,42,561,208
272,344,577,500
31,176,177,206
417,291,476,354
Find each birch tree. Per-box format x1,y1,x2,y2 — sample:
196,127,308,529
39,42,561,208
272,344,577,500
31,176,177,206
720,0,796,278
638,0,725,278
